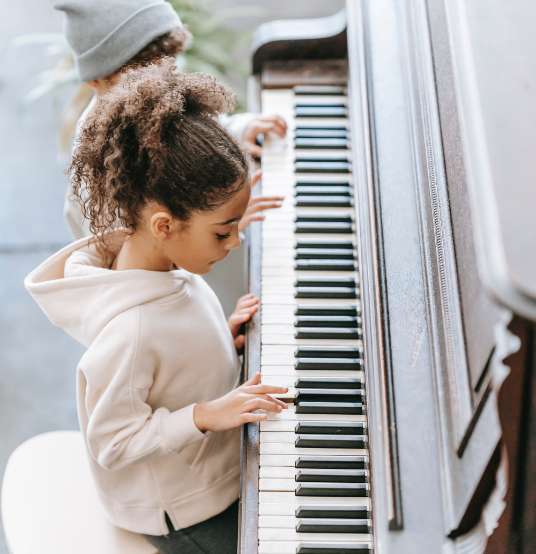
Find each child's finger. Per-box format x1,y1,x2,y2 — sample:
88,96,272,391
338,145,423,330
243,372,261,386
250,170,262,188
249,195,284,204
245,143,262,159
242,397,283,414
237,298,259,309
259,394,288,409
240,412,267,424
244,384,288,395
234,335,245,351
241,214,265,226
245,201,284,215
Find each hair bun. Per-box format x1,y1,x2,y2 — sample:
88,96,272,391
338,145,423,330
115,59,236,120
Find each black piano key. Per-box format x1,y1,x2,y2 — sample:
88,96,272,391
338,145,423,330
295,482,368,497
295,222,353,234
295,162,351,174
296,469,367,484
297,544,371,554
296,389,363,403
296,179,350,186
294,85,347,95
296,249,355,260
295,102,347,108
296,346,362,358
295,186,352,196
296,248,355,259
295,358,363,371
295,305,359,317
295,506,370,519
295,260,356,271
295,212,353,223
295,435,367,449
295,125,347,131
295,137,349,150
295,261,355,271
295,327,362,340
295,315,359,327
295,106,348,118
296,402,364,415
295,456,367,469
295,378,363,390
296,421,365,434
295,240,355,250
296,518,371,533
296,195,352,207
295,287,357,299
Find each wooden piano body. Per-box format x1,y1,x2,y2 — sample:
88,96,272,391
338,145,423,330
239,1,536,553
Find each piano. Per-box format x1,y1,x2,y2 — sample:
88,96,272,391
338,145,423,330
239,1,536,553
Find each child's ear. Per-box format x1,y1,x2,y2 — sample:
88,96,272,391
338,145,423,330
150,211,175,239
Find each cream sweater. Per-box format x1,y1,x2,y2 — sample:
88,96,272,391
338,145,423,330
25,232,241,536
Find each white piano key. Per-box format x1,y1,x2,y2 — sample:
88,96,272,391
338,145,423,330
259,496,370,516
263,234,358,244
262,276,359,286
293,170,353,180
261,365,364,380
260,442,366,456
261,372,363,385
259,492,370,508
262,408,366,424
292,149,351,159
291,175,352,184
261,431,298,443
258,541,372,554
259,529,371,542
261,431,366,445
262,314,362,326
293,95,349,106
260,454,302,466
262,334,362,347
260,417,366,431
260,467,297,479
294,117,350,127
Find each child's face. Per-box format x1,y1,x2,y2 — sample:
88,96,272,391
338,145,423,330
164,181,251,275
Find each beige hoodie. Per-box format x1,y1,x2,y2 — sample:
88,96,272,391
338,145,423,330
25,231,241,536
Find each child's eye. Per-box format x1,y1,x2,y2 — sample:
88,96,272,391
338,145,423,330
215,232,231,241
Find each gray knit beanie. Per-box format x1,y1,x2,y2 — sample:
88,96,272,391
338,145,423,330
53,0,183,81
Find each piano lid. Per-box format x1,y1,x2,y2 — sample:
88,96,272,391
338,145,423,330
443,0,536,321
251,9,347,76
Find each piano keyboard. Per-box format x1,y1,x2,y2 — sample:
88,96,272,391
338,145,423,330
258,85,374,554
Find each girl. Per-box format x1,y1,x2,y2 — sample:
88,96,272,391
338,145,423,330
25,60,287,554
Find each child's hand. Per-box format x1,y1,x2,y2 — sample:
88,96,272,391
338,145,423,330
193,372,288,432
238,170,285,232
242,114,287,159
228,293,260,351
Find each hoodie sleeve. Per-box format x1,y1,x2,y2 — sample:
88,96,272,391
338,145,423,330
78,307,206,471
218,112,257,144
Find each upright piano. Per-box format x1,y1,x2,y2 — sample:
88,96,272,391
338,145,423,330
239,1,536,553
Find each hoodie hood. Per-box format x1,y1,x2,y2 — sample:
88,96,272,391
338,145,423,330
25,231,191,346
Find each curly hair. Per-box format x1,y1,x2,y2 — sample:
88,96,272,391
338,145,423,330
118,28,192,74
70,59,248,246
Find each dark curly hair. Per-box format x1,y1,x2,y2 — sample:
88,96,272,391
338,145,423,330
117,28,192,75
70,59,249,245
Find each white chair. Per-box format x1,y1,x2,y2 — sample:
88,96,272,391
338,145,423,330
1,431,158,554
